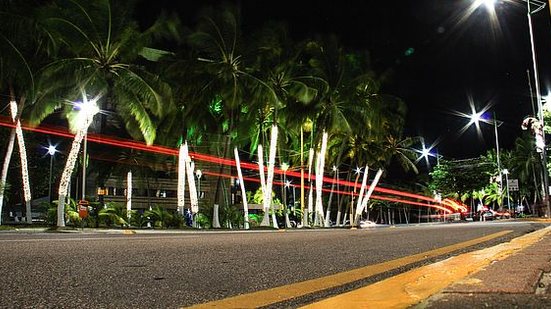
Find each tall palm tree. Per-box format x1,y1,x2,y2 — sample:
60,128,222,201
31,0,174,144
0,0,54,224
167,4,278,207
26,0,173,226
508,134,541,205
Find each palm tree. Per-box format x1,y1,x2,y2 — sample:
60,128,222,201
165,4,274,207
508,134,541,206
0,1,54,224
31,0,174,144
27,0,173,227
484,182,505,210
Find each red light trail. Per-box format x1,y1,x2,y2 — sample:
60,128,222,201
0,116,452,211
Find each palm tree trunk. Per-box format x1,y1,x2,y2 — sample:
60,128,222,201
353,165,369,226
355,169,383,225
258,145,269,226
314,132,328,226
234,147,249,229
126,171,132,223
177,144,186,216
266,126,278,228
303,148,315,227
0,128,16,225
57,96,97,227
336,169,351,226
9,95,32,224
57,127,89,227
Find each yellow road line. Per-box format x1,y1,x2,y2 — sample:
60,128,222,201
302,226,551,309
185,230,512,309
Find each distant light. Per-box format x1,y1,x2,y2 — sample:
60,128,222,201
482,0,496,10
354,166,362,175
195,169,202,178
47,145,57,156
332,165,337,172
404,47,415,56
469,111,484,125
421,146,432,159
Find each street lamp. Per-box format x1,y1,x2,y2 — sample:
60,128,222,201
281,163,290,228
195,169,202,199
47,145,57,203
477,0,550,216
468,111,504,207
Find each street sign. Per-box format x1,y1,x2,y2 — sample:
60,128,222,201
508,179,519,191
78,200,89,219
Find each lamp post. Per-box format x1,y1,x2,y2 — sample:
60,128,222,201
468,111,503,208
477,0,550,215
47,145,57,203
195,169,202,199
281,163,290,228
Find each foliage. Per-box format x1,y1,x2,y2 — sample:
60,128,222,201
47,197,80,227
99,202,131,228
144,206,173,228
429,153,496,198
220,204,243,228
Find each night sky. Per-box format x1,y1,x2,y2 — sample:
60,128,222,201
139,0,551,160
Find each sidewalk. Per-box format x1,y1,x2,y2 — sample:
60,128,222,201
419,227,551,308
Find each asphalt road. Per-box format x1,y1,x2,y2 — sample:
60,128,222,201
0,221,546,308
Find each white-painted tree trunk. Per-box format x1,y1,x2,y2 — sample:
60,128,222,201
258,145,270,227
234,147,249,229
212,204,221,228
183,143,199,214
307,184,313,225
355,169,384,225
126,171,132,222
57,124,92,227
314,133,328,226
354,165,370,224
57,95,98,227
9,101,32,224
266,126,278,229
0,129,16,225
177,144,186,216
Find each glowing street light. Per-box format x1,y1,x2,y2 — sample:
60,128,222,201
195,169,202,199
281,162,291,228
479,0,497,10
57,93,99,227
467,110,504,208
47,145,57,203
475,0,550,216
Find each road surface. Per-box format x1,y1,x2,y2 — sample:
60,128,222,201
0,221,546,308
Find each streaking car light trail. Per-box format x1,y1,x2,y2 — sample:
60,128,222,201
202,170,452,213
0,117,443,208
